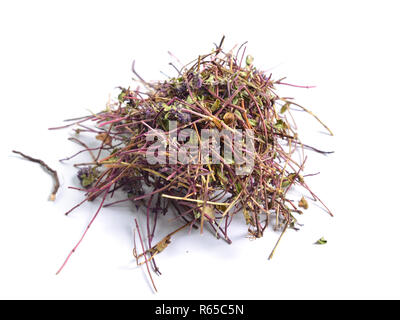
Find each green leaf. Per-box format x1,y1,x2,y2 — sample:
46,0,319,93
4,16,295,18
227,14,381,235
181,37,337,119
281,179,291,188
80,168,98,188
235,182,242,193
248,119,257,126
162,103,172,112
186,96,195,104
211,99,221,112
280,103,290,114
314,237,327,245
205,74,214,84
81,177,92,187
274,119,287,130
234,110,244,121
118,92,126,102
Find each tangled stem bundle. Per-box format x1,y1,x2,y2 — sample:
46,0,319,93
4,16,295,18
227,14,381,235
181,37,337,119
53,39,333,288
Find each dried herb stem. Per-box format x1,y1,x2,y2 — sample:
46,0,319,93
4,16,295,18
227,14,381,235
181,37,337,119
12,150,60,201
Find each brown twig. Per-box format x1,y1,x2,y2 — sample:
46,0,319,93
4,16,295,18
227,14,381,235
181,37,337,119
12,150,60,201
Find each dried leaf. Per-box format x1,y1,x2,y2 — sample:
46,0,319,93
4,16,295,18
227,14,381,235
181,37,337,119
203,204,215,220
280,103,290,114
234,109,244,121
155,236,172,253
315,237,327,245
274,119,287,130
298,196,309,209
281,179,291,188
248,118,257,126
211,99,220,112
96,133,112,146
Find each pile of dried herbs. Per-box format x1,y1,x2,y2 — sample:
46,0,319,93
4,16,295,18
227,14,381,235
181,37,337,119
52,38,332,289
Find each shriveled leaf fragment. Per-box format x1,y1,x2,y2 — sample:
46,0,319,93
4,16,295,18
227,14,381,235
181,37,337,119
155,235,172,253
133,235,172,264
243,208,252,225
287,173,304,184
203,204,215,220
96,133,112,146
298,196,309,209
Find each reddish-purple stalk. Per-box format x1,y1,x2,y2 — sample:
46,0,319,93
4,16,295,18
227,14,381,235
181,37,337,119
56,187,109,274
275,81,316,89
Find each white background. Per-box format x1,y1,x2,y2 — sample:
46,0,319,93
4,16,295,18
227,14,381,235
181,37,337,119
1,0,399,299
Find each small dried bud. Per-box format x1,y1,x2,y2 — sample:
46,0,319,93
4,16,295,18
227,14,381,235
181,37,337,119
246,55,254,66
77,167,99,189
170,104,191,123
191,73,203,89
223,112,235,125
175,84,188,98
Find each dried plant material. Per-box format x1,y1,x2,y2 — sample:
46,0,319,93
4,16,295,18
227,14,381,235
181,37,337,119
12,150,60,201
223,112,235,125
77,167,99,188
203,204,215,221
299,196,309,210
95,133,112,146
315,237,328,245
134,236,172,265
134,221,190,269
50,37,333,277
134,218,157,292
